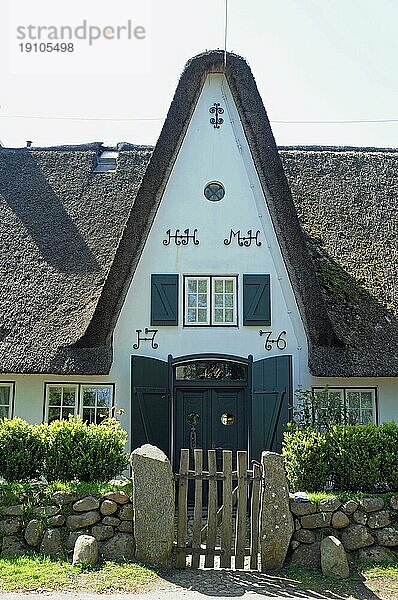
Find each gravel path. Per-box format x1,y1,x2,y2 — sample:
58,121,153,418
0,568,385,600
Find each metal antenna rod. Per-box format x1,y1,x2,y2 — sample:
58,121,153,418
224,0,228,68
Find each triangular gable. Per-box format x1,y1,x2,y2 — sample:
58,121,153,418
77,50,339,355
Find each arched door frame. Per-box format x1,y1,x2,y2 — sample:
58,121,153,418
169,353,253,466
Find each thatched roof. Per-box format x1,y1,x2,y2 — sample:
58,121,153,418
0,51,396,376
280,146,398,376
0,142,152,373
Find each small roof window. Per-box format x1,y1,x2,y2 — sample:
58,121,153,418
204,181,225,202
94,150,118,173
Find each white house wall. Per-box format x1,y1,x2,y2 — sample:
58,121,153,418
111,74,308,406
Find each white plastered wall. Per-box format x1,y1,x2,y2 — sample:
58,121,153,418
109,73,309,448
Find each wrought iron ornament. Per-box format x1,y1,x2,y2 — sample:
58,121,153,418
209,103,224,128
186,412,200,450
133,328,159,350
163,229,200,246
259,330,287,351
224,229,262,247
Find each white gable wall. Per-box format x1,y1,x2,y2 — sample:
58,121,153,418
110,74,309,419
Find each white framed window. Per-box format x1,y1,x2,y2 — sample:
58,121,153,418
45,384,78,423
44,383,114,424
184,276,238,326
80,385,113,424
212,277,237,325
313,388,376,425
346,389,375,425
0,383,14,419
185,277,210,325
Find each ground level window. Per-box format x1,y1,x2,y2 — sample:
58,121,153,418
45,384,114,424
0,384,13,418
346,390,375,424
313,388,376,425
81,385,113,424
46,385,78,423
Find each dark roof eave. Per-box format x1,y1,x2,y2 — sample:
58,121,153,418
0,345,113,376
309,347,398,378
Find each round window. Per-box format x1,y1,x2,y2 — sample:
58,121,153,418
204,181,225,202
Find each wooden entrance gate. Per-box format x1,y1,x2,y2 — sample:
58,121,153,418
175,448,263,569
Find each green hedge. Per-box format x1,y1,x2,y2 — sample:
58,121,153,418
283,422,398,493
0,418,44,481
0,417,128,482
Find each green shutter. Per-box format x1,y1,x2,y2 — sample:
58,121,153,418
251,355,291,460
243,274,271,325
151,274,178,326
131,356,170,456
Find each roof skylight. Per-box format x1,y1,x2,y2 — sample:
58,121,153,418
94,150,118,173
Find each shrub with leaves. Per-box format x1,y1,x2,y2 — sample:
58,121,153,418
282,425,332,492
283,422,398,493
42,417,128,482
0,417,128,482
0,418,44,481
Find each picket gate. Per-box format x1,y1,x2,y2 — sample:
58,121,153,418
175,448,263,570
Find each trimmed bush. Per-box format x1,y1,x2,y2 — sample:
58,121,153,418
42,417,128,482
283,422,398,493
0,418,44,481
0,417,128,482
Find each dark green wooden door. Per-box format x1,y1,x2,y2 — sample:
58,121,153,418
131,355,291,464
176,389,209,453
251,355,292,460
211,388,246,452
131,356,170,456
175,387,246,459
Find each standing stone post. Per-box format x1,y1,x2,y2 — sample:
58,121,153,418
130,444,174,568
260,451,293,570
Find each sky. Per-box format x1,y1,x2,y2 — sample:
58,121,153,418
1,0,397,149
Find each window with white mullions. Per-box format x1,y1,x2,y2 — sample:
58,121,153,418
0,384,12,418
313,389,343,424
81,386,113,424
313,387,376,425
46,385,78,423
185,277,210,325
346,390,375,425
184,276,238,326
212,277,237,325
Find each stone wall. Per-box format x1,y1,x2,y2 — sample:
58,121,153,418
290,495,398,567
2,478,398,572
0,490,134,560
